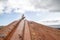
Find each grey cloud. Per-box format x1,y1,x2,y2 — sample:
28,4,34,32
0,0,8,3
30,0,60,12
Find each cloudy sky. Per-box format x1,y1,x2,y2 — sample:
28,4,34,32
0,0,60,28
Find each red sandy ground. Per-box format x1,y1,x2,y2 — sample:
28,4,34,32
28,21,60,40
0,20,60,40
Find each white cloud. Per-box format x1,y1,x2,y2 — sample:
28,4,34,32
0,0,38,14
14,8,25,14
0,0,60,14
0,0,56,14
0,0,7,14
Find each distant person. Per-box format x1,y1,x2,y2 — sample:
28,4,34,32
21,14,25,20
